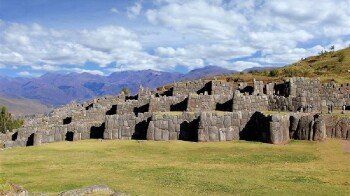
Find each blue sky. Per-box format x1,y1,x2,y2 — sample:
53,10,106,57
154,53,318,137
0,0,349,77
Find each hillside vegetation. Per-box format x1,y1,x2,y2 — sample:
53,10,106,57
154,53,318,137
1,140,349,195
213,47,350,84
0,106,23,133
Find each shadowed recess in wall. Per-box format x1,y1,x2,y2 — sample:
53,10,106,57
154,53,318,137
133,103,149,116
240,86,254,95
240,112,270,142
65,131,74,141
179,118,200,142
12,132,18,141
274,83,290,96
132,117,151,140
26,133,34,146
126,94,138,100
170,98,188,111
156,87,173,97
197,82,212,95
63,117,72,125
106,105,117,115
85,103,93,110
215,99,233,111
90,123,105,139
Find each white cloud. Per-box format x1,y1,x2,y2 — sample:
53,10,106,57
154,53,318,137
1,0,350,74
18,71,31,76
110,7,119,13
145,0,350,67
233,61,262,71
70,68,105,76
0,22,155,71
127,2,142,19
146,0,246,40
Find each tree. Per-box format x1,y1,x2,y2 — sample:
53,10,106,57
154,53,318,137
338,52,345,62
269,70,279,77
330,45,335,53
120,87,131,96
0,106,24,133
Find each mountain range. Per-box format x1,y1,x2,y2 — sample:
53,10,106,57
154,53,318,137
0,66,235,107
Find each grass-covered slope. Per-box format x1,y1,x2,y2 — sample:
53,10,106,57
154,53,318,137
1,140,349,195
0,95,52,116
212,47,350,84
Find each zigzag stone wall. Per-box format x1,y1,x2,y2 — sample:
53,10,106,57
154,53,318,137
1,77,350,148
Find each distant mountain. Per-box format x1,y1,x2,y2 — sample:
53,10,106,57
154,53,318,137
183,66,236,80
0,95,52,116
0,66,233,106
242,66,279,73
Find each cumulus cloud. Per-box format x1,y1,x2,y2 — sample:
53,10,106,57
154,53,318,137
127,1,142,19
146,1,246,40
145,0,350,68
0,22,156,72
1,0,350,75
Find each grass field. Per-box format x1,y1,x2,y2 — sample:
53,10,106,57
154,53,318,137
1,139,349,195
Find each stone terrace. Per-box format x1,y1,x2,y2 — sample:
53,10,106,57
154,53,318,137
1,77,350,148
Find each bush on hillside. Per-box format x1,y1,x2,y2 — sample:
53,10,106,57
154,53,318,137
268,70,279,77
0,106,24,133
338,52,345,62
120,87,131,96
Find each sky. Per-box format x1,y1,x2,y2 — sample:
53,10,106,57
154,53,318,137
0,0,350,77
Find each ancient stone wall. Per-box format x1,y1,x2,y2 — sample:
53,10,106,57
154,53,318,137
289,113,326,141
198,111,250,142
253,80,264,95
2,76,349,148
320,82,350,110
322,115,350,140
232,91,269,111
149,95,188,112
173,80,212,96
187,94,216,112
147,112,200,141
104,112,152,140
211,80,234,95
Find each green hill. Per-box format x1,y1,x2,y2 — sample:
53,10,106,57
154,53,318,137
213,46,350,84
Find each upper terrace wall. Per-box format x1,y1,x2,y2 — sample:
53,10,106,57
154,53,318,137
173,80,211,96
232,91,269,111
149,95,188,112
320,82,350,109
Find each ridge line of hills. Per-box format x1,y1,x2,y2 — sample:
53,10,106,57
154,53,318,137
0,66,238,114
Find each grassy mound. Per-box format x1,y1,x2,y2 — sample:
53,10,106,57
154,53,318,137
1,140,349,195
210,47,350,84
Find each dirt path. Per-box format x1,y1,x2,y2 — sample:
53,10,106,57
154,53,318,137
343,140,350,153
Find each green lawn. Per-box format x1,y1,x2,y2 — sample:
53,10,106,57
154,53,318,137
1,139,349,195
